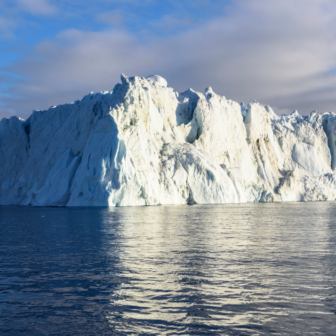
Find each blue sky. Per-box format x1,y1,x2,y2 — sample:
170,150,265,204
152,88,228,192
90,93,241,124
1,0,336,119
0,0,230,68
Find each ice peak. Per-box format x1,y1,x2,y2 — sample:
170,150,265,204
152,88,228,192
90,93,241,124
205,87,215,99
121,73,129,85
145,75,167,87
291,110,300,117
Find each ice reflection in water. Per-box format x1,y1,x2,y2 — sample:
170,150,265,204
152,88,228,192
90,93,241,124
1,203,336,335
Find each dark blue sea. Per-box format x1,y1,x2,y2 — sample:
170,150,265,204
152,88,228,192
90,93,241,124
1,203,336,335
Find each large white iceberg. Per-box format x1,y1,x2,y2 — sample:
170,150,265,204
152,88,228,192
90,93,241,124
1,74,336,206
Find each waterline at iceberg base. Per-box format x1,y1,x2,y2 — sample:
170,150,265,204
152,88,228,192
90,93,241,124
2,74,336,207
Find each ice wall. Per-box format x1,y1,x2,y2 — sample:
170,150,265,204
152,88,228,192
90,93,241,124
1,74,336,206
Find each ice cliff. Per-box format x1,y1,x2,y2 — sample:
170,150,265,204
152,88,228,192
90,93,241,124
2,74,336,206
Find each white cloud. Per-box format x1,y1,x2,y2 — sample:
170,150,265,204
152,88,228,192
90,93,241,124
17,0,57,16
2,0,336,119
150,15,193,34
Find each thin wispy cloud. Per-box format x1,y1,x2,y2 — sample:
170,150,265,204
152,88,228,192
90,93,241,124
96,10,133,26
150,15,193,34
17,0,57,15
0,17,16,38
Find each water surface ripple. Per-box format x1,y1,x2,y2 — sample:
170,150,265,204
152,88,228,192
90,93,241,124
1,203,336,335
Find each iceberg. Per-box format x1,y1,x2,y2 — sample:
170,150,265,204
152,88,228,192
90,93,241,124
2,74,336,206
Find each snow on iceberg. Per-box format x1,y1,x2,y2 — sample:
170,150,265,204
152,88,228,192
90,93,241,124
1,74,336,207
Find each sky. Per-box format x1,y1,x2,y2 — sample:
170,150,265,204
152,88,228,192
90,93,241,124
1,0,336,119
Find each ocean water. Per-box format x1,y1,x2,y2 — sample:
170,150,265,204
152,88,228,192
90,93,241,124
0,203,336,335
